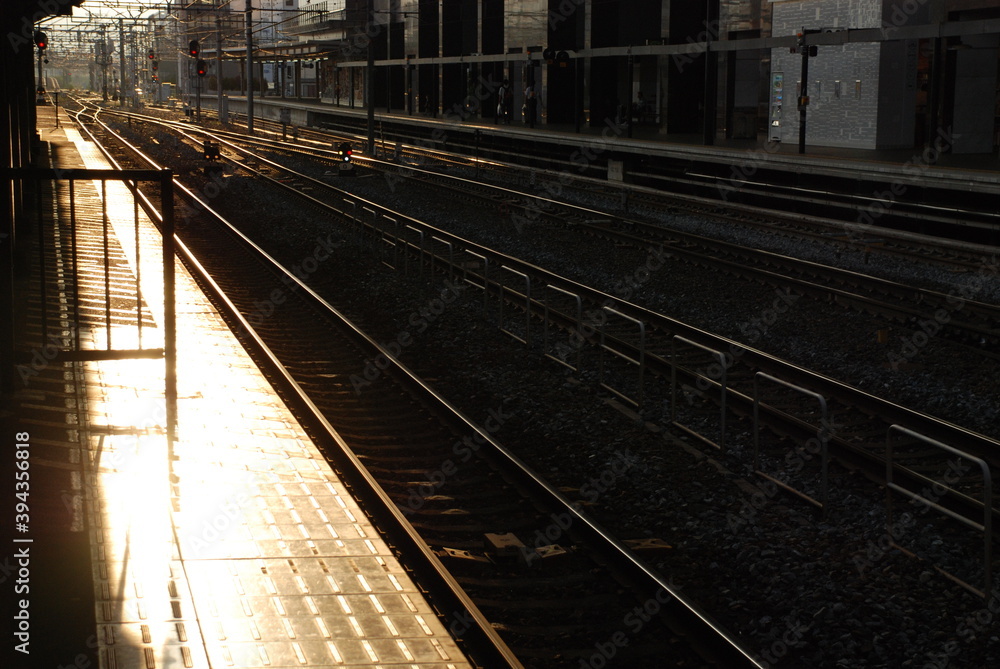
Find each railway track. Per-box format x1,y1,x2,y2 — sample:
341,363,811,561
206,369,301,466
76,101,1000,596
70,98,764,668
138,102,1000,276
217,101,1000,247
91,104,1000,357
163,99,999,267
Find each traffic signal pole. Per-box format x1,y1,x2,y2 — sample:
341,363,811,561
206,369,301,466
246,0,254,133
37,44,43,94
798,39,809,155
217,15,225,122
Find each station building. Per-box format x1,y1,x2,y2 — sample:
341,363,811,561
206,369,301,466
193,0,994,154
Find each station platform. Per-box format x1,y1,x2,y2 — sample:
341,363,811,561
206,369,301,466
204,94,1000,194
1,103,471,668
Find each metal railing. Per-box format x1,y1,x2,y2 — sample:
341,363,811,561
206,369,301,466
885,426,993,599
4,167,176,445
754,373,829,516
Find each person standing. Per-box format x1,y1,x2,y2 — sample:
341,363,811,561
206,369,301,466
496,80,511,124
634,90,645,125
524,82,537,128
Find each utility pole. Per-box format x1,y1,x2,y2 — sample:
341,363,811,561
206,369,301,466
37,42,43,95
246,0,254,132
797,28,816,155
118,18,126,106
217,13,225,121
153,25,161,103
100,29,109,102
130,26,137,107
196,64,202,121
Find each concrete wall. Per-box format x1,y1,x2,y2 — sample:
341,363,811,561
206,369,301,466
770,0,925,149
770,0,883,147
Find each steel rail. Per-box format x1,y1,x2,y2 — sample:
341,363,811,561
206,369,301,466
89,99,1000,266
179,119,1000,499
87,104,999,459
86,101,1000,549
77,97,768,669
102,106,1000,357
262,102,1000,243
70,103,526,669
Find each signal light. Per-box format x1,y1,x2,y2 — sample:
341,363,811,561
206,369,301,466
338,142,352,162
203,140,220,161
33,30,47,50
152,60,158,71
196,59,207,77
148,48,154,59
189,39,199,57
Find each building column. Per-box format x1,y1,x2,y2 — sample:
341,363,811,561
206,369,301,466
702,0,719,145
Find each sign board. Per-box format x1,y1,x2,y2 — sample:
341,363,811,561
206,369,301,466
608,159,624,182
768,72,783,142
279,107,291,124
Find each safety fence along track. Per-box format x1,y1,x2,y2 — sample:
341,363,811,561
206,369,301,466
68,99,764,668
66,98,1000,667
